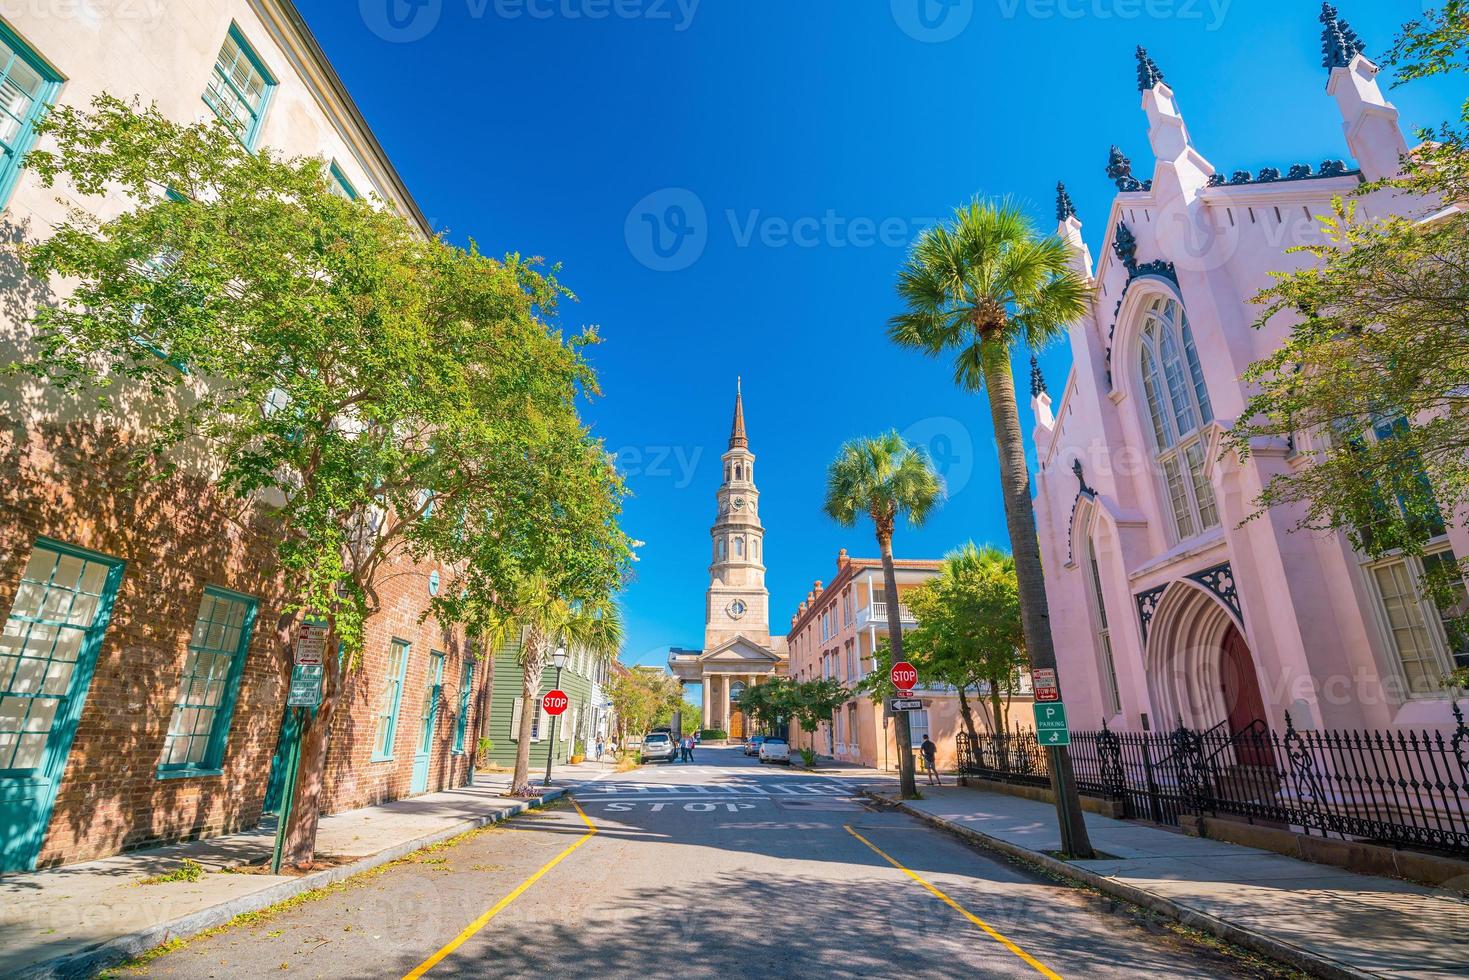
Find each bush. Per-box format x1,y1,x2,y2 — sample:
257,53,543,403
798,747,817,768
699,729,727,740
477,737,494,757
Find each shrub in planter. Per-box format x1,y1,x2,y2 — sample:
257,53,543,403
699,729,727,740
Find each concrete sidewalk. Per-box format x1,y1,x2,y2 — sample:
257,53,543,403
857,779,1469,980
1,761,616,980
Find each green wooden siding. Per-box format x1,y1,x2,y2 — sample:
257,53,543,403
482,633,598,770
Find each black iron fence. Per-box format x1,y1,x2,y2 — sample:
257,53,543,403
955,706,1469,858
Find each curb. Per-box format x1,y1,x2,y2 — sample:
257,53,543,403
858,789,1375,980
18,788,569,980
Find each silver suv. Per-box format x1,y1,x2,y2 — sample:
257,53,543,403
640,732,678,763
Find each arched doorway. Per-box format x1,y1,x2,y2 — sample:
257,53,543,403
1145,582,1266,737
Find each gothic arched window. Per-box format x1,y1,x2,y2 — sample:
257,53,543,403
717,538,727,561
734,536,745,558
735,463,743,481
1138,296,1219,539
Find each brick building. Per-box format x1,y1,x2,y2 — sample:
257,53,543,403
0,2,491,872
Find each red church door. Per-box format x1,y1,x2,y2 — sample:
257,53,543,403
1219,624,1270,766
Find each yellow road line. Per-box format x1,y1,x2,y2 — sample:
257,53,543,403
844,824,1063,980
402,798,597,980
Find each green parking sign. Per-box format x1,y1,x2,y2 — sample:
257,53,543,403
1033,701,1070,746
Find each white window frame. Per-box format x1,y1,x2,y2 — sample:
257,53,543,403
1364,543,1468,698
1136,295,1218,542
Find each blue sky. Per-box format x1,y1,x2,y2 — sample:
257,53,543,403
300,0,1460,670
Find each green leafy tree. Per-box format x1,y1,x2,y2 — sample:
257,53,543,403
16,96,620,864
823,430,942,798
607,668,683,748
889,197,1094,856
905,543,1027,743
785,678,852,754
1225,5,1469,688
736,678,795,735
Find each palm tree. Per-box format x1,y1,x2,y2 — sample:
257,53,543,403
493,571,625,796
824,431,942,798
889,196,1096,857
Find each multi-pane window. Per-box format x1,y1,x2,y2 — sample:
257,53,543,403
1138,296,1218,540
159,589,256,773
1370,550,1468,696
1085,536,1122,715
907,709,930,747
372,639,410,759
0,544,119,771
0,22,61,208
203,25,276,149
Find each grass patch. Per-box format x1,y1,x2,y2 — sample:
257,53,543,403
137,858,205,885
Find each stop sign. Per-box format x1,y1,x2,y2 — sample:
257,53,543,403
542,689,569,716
890,661,918,692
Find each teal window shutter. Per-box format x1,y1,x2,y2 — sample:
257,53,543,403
157,587,258,777
0,19,63,209
202,24,276,150
372,639,411,760
453,661,473,753
329,161,358,199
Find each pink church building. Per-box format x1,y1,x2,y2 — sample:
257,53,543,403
1031,7,1465,738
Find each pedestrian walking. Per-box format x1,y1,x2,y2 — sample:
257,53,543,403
595,737,605,761
682,734,695,763
920,735,941,786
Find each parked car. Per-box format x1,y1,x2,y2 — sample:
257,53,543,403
743,735,766,757
758,736,791,765
640,732,678,764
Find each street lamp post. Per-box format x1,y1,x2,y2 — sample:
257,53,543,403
543,644,569,787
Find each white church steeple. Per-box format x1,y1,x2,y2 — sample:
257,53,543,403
706,378,771,649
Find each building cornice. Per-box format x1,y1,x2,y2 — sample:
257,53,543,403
256,0,432,237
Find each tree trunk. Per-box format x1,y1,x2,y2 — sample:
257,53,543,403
955,686,981,745
989,679,1004,742
281,615,339,869
508,627,545,796
878,531,918,798
981,350,1095,858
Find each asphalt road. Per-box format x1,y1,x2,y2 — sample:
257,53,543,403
129,747,1299,979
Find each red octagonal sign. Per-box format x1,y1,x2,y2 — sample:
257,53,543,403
890,661,917,692
542,690,569,716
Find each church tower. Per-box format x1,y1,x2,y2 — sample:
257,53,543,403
705,379,772,649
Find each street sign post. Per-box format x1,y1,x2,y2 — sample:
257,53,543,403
1033,701,1070,746
890,661,917,693
287,664,324,707
542,689,569,716
888,697,923,712
1032,667,1059,703
294,622,327,666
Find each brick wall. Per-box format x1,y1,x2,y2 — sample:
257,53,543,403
1,418,489,868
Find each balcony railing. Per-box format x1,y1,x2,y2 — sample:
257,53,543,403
856,601,916,629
